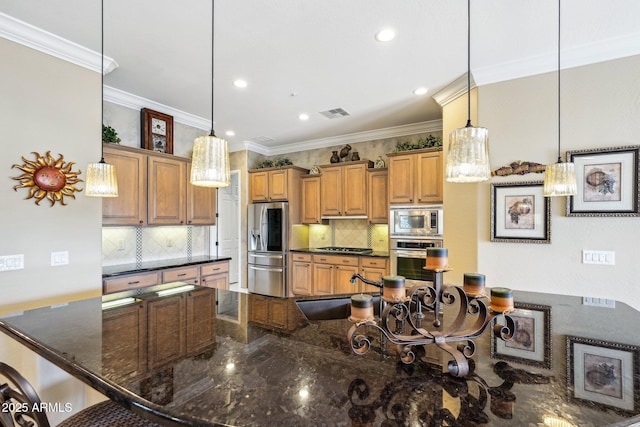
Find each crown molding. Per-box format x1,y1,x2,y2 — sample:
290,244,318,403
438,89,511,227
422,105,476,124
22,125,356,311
473,32,640,87
432,73,477,107
263,120,443,157
0,12,118,74
103,86,211,131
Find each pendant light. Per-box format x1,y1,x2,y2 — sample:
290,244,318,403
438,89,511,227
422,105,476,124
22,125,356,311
86,0,118,197
543,0,577,197
445,0,490,183
190,0,230,188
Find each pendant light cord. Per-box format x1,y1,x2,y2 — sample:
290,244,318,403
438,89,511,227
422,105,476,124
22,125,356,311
100,0,105,163
210,0,216,138
556,0,562,163
465,0,472,128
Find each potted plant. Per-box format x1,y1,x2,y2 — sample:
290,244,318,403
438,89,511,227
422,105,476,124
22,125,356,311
102,125,121,144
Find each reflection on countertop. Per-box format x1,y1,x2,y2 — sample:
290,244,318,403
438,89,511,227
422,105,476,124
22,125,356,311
1,287,639,426
102,255,232,277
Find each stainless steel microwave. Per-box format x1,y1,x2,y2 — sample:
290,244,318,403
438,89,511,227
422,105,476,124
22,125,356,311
389,205,443,238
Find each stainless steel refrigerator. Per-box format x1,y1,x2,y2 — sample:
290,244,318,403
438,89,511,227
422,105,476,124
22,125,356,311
247,202,288,297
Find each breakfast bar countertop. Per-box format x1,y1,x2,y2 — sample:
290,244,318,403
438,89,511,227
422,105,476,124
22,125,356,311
1,287,640,426
102,256,232,277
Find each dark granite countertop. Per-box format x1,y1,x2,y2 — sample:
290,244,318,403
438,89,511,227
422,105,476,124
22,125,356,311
102,256,232,277
1,287,639,426
291,248,389,258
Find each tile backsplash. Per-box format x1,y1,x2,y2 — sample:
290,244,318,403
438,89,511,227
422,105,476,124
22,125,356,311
307,220,388,252
102,226,210,266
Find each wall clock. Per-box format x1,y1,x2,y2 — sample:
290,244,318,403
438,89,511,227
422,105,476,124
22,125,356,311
141,108,174,154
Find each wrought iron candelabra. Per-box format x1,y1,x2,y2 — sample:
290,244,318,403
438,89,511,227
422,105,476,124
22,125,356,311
348,267,516,378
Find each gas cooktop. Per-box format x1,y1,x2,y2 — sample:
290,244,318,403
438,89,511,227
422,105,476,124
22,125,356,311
315,247,373,254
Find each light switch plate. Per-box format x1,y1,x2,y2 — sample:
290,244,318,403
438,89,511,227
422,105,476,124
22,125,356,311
582,250,615,265
0,254,24,272
51,251,69,266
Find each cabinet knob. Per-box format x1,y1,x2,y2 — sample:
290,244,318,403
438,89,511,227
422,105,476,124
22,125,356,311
139,220,144,224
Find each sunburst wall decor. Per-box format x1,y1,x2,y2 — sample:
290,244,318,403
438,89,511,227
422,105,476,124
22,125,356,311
12,151,83,206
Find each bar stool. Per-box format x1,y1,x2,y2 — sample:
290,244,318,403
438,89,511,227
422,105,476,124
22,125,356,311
0,362,160,427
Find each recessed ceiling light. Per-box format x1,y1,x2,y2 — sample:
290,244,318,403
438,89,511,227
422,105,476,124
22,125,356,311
225,130,235,136
413,87,428,95
233,79,247,88
375,29,395,42
298,113,309,121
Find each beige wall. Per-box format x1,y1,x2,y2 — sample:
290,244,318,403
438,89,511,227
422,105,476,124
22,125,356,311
0,38,106,422
444,54,640,310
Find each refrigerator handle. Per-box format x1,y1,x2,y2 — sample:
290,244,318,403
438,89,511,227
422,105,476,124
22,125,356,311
260,205,267,251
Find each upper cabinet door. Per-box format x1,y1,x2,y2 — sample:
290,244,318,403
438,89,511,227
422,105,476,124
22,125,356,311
301,176,321,224
268,169,288,201
367,169,388,224
415,151,443,203
102,145,147,226
249,171,269,202
343,163,367,215
148,155,186,225
388,155,414,204
320,166,342,216
186,163,217,225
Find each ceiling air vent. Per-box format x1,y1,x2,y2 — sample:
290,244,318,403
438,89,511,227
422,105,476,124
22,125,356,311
319,107,351,119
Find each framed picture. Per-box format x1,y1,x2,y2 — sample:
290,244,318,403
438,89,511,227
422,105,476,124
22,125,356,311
490,181,551,243
566,145,640,216
141,108,174,154
567,336,640,415
491,302,551,369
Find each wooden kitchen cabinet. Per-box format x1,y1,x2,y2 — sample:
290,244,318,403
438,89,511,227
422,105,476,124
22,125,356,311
103,271,159,295
388,148,443,204
301,175,322,224
185,288,216,354
147,295,185,370
312,254,359,295
186,164,217,225
102,301,147,380
249,166,308,203
320,161,372,217
291,253,313,295
200,260,229,290
359,257,388,293
367,168,388,224
102,145,216,226
248,294,301,331
148,154,186,225
162,266,199,285
102,144,147,226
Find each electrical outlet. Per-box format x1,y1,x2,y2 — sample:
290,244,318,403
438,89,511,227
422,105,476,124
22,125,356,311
51,251,69,266
117,239,125,251
166,238,174,247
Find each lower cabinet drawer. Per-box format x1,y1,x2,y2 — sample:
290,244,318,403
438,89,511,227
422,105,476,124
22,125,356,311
103,272,159,294
200,262,229,277
162,266,198,283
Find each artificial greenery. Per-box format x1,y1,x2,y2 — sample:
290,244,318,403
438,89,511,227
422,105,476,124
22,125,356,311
102,125,121,144
255,157,294,169
394,134,442,152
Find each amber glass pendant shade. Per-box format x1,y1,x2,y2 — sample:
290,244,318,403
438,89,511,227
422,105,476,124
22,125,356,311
85,160,118,197
445,125,490,183
190,134,230,188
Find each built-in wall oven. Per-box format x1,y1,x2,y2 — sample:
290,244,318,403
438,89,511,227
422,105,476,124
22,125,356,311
389,238,443,287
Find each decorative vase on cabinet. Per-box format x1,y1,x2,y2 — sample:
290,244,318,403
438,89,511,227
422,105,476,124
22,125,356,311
330,151,340,164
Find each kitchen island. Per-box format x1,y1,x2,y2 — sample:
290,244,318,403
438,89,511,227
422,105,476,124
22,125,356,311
1,286,639,426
